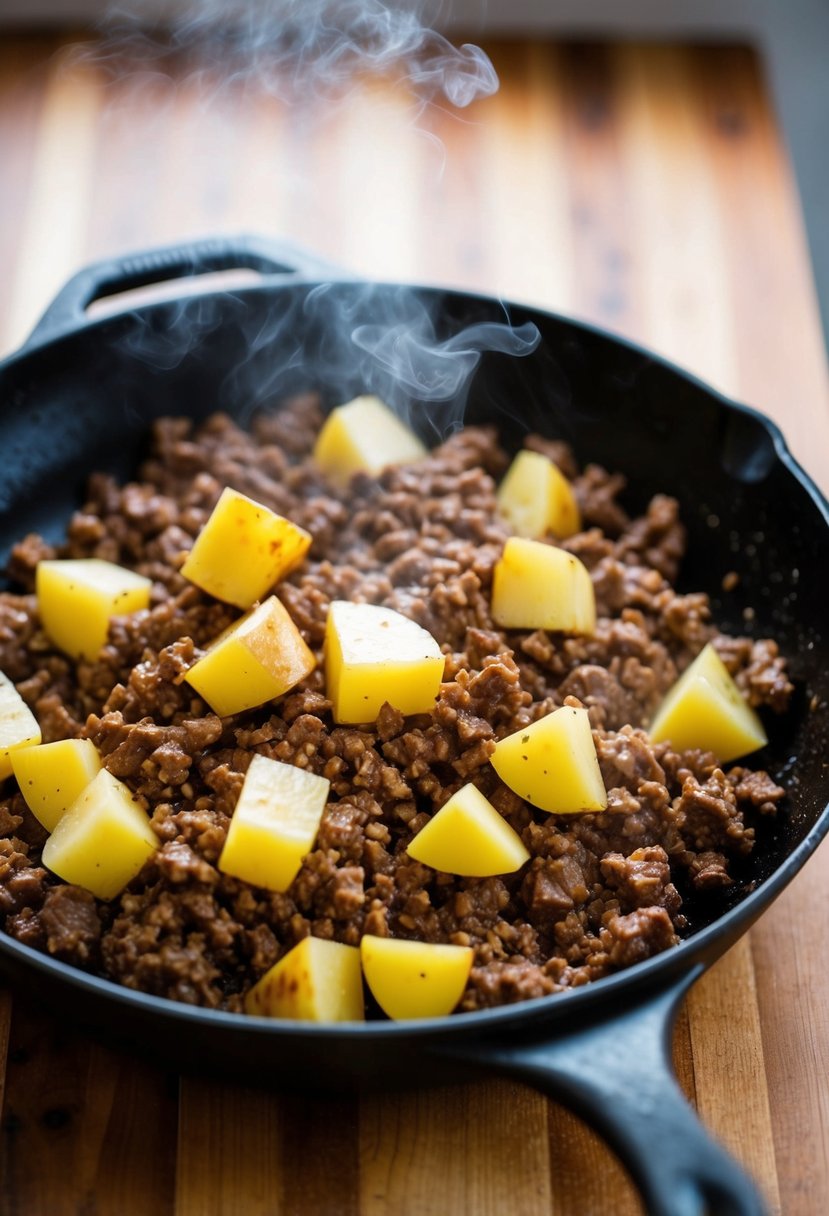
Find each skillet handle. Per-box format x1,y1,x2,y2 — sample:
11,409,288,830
440,968,767,1216
22,234,345,350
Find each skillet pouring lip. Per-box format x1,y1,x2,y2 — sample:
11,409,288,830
1,269,828,1043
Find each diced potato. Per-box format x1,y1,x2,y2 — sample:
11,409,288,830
11,738,101,831
185,595,316,717
491,705,607,814
325,601,444,724
218,754,330,891
244,936,364,1021
407,782,530,876
497,449,581,540
42,768,158,900
181,486,311,609
648,642,767,762
36,558,152,661
0,670,41,781
491,538,595,634
360,936,473,1020
313,395,427,488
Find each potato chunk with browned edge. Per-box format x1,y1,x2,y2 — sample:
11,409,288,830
313,395,427,488
491,538,595,634
407,782,530,876
218,754,330,892
245,937,364,1022
491,705,607,814
181,486,311,609
360,936,473,1020
185,596,316,717
648,642,767,762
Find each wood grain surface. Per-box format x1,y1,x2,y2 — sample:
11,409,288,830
0,33,827,1216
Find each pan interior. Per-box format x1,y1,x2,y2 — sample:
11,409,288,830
1,280,828,961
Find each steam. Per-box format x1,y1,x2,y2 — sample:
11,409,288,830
86,0,498,109
78,2,540,438
113,278,541,440
300,283,541,435
351,311,540,406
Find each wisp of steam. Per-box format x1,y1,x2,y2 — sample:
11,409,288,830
253,282,541,437
90,0,499,109
82,2,541,432
119,277,542,440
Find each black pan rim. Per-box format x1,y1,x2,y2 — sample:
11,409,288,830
5,272,829,529
7,274,829,534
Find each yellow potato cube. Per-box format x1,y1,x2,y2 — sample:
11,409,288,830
244,936,364,1022
360,936,473,1020
648,642,768,763
185,595,316,717
313,395,427,488
36,558,152,661
497,449,581,539
181,486,311,609
491,705,607,814
325,600,445,724
0,670,41,782
407,782,530,876
218,754,330,891
491,538,596,634
41,768,158,900
11,738,101,831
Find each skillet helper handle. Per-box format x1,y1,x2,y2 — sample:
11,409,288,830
22,234,345,349
446,971,767,1216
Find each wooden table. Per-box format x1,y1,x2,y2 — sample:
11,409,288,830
1,32,828,1216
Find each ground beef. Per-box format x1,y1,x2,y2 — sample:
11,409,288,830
0,403,790,1014
600,845,682,915
38,885,102,964
686,851,733,892
675,769,754,856
712,635,794,712
727,767,787,816
603,907,680,968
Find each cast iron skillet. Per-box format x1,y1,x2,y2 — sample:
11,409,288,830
1,236,828,1216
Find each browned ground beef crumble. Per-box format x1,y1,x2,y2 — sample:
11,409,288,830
0,398,791,1013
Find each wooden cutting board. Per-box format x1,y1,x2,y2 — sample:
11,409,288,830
0,34,827,1216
